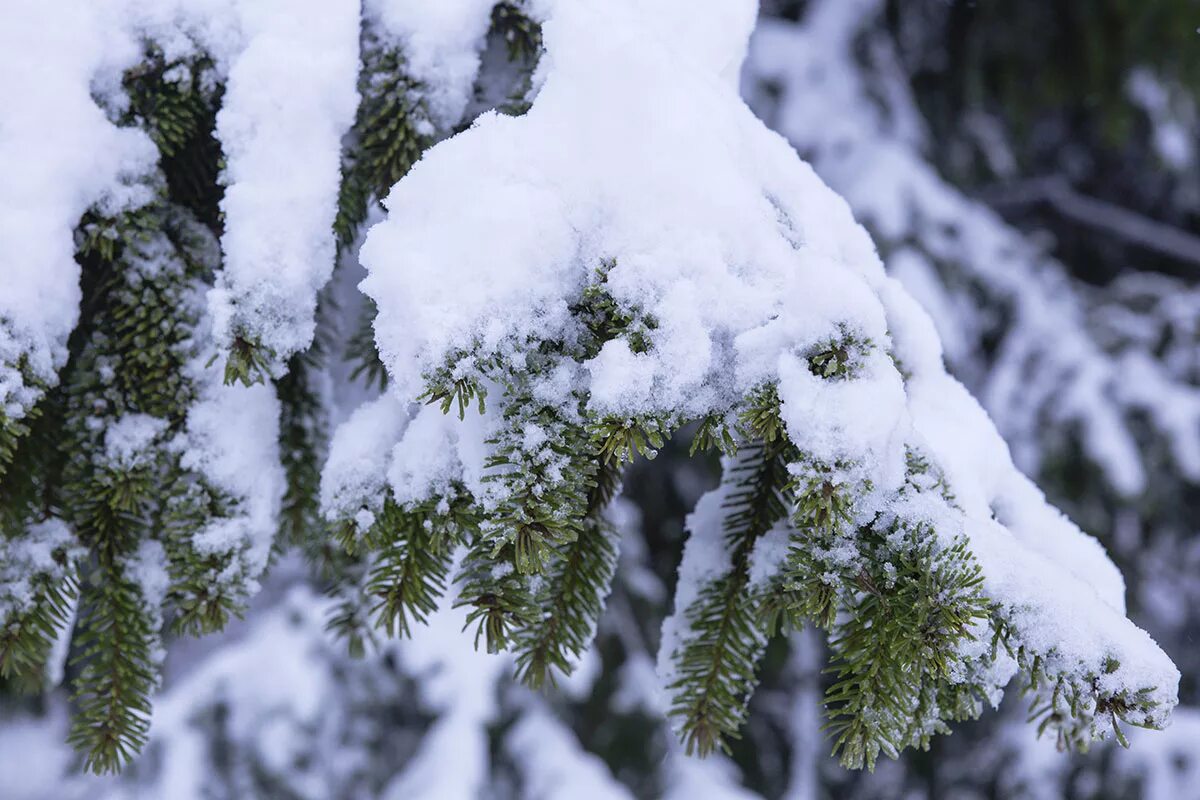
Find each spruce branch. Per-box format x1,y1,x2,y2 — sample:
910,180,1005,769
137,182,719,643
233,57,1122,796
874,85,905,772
455,536,540,654
514,457,622,689
667,390,795,756
0,568,79,685
67,573,157,774
365,497,474,638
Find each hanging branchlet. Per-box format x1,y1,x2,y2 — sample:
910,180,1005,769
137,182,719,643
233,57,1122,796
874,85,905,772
332,26,440,389
666,388,796,756
325,566,374,660
162,481,249,637
67,571,159,775
275,347,329,552
483,394,591,575
775,450,994,770
0,524,82,684
513,457,622,689
455,536,540,654
774,458,860,631
821,524,990,770
334,32,433,250
345,299,389,391
49,205,184,772
366,494,477,638
12,185,281,772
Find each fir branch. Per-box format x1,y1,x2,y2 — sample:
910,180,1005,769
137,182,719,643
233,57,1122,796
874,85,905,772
481,395,590,575
275,348,329,550
0,569,79,684
455,536,540,654
365,497,474,638
346,299,389,391
514,458,623,689
667,390,795,756
822,529,989,770
334,36,432,249
67,573,157,774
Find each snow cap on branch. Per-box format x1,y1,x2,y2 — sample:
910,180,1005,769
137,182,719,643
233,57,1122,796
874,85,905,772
358,0,1177,745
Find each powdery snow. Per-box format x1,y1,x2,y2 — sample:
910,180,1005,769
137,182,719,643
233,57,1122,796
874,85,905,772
206,0,361,366
0,0,156,417
366,0,499,130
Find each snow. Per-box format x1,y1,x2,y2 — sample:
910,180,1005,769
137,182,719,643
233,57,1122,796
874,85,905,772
0,519,79,623
103,414,169,468
0,0,1190,790
367,0,499,130
0,0,156,417
357,0,1177,740
174,339,285,583
1,0,362,388
361,0,892,427
206,0,361,366
320,393,412,522
508,706,633,800
1127,67,1196,171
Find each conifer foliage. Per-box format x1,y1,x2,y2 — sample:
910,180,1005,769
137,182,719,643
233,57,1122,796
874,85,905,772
0,0,1180,782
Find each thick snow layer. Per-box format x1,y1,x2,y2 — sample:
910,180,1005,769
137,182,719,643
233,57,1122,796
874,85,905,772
320,393,412,521
359,0,1177,729
367,0,498,131
206,0,360,364
0,0,156,413
1,0,361,394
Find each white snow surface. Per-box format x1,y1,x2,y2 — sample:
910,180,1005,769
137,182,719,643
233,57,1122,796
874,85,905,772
358,0,1177,724
2,0,363,387
205,0,361,364
173,326,285,588
0,0,156,413
367,0,499,130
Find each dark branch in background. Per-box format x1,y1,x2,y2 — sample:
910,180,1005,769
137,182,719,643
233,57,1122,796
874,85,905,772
982,175,1200,273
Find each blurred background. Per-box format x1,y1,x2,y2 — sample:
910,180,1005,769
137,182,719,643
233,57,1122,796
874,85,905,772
3,0,1199,797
